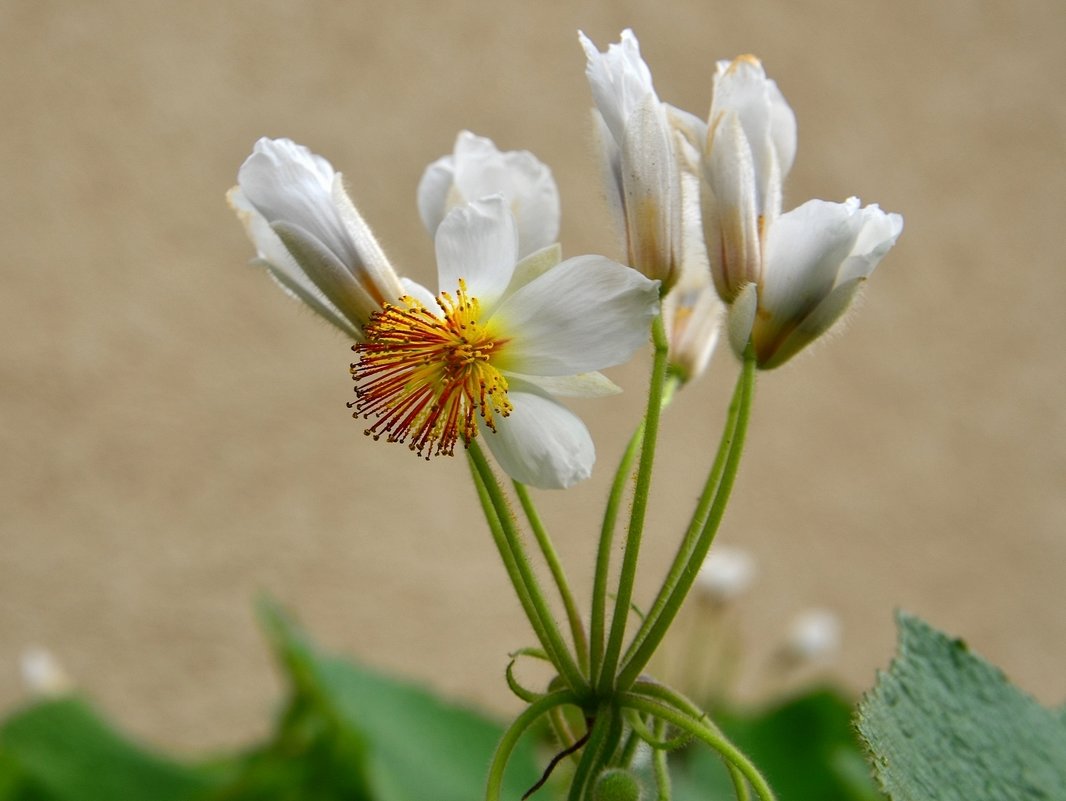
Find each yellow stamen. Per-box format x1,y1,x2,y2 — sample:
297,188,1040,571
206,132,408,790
349,279,512,459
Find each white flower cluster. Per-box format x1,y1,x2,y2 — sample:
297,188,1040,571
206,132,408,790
228,29,901,487
579,31,903,371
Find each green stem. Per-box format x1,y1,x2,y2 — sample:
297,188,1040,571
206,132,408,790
513,480,589,674
567,708,614,801
619,692,775,801
467,443,588,695
652,718,672,801
617,347,756,689
617,727,642,767
620,365,743,672
598,313,670,693
590,419,644,684
485,690,579,801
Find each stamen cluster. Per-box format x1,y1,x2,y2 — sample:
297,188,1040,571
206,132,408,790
349,280,512,458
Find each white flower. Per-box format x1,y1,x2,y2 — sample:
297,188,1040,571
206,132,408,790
694,545,757,603
228,137,405,340
349,196,660,489
697,57,902,367
731,197,904,368
701,56,797,303
417,130,560,259
782,609,842,664
580,29,682,289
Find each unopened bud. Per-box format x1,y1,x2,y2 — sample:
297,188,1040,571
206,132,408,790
20,647,72,697
592,768,643,801
695,545,756,603
783,609,841,664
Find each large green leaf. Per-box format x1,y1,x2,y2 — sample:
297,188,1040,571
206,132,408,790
673,688,882,801
857,612,1066,800
0,698,211,801
257,601,541,801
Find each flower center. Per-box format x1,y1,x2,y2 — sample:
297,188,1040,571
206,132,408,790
349,279,512,459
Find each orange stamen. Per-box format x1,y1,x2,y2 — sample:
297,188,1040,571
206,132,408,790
349,280,512,459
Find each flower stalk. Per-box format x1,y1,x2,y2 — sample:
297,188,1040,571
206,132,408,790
596,311,671,694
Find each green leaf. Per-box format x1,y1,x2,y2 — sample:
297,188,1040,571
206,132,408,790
255,600,541,801
857,611,1066,800
0,697,212,801
672,688,882,801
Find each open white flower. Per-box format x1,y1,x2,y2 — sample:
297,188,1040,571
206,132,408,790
730,197,903,368
228,137,405,340
349,195,660,489
580,29,682,290
701,55,797,304
417,130,560,259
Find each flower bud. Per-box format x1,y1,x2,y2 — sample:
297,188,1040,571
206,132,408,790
592,768,643,801
782,608,842,665
694,545,757,604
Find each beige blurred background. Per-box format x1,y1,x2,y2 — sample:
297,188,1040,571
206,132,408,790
2,0,1064,752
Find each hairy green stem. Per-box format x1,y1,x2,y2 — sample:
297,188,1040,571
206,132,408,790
485,690,579,801
514,480,589,674
652,718,672,801
618,348,756,689
619,693,775,801
467,443,588,695
590,420,644,684
598,313,670,693
567,709,614,801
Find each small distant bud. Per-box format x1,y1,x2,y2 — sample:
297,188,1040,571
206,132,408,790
20,647,72,697
592,768,643,801
783,609,842,664
695,545,757,603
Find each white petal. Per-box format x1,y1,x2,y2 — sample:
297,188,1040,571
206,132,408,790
481,384,595,489
331,175,405,306
621,95,680,285
837,203,904,284
491,255,660,376
727,282,758,357
704,113,761,297
229,186,319,294
451,131,561,257
666,103,708,155
759,199,863,325
260,261,361,339
416,154,456,237
663,284,722,382
710,57,793,214
237,138,356,269
767,80,797,180
271,221,380,329
507,243,563,294
579,29,656,147
399,277,438,311
434,195,518,306
230,186,361,337
760,277,865,369
592,110,627,249
503,371,622,398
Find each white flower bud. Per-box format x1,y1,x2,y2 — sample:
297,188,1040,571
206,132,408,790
694,545,757,603
783,609,842,664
